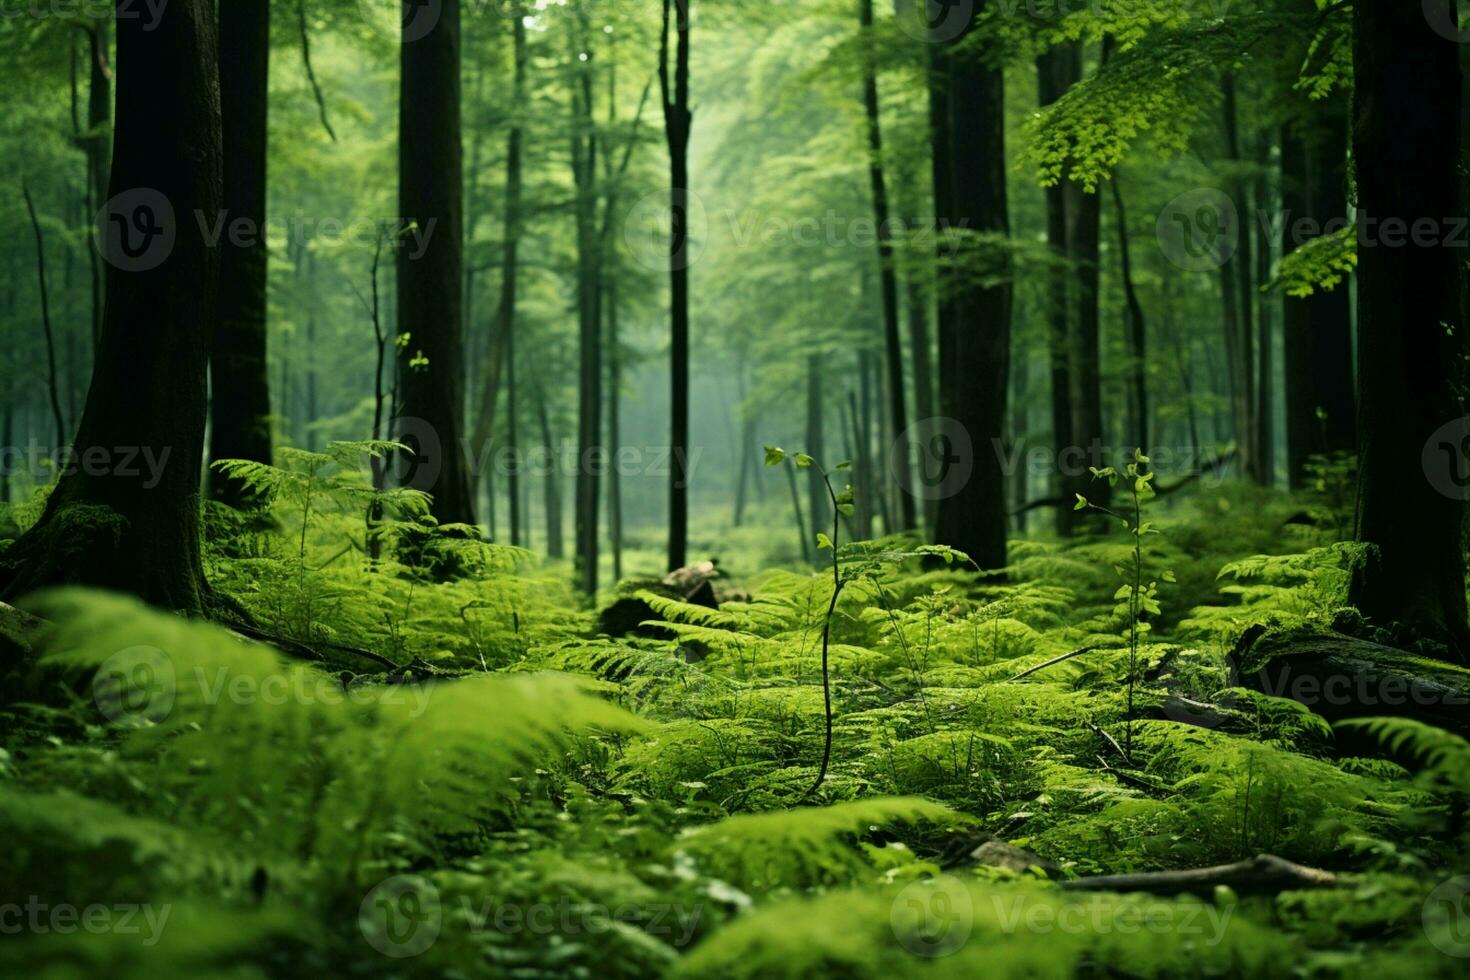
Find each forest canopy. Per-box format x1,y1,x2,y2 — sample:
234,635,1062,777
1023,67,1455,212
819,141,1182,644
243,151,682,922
2,1,1470,977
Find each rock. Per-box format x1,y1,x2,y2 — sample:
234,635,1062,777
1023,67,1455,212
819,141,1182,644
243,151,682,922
970,839,1060,878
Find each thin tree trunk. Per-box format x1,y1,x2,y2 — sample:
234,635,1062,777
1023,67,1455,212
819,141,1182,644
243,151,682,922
659,0,692,571
806,355,828,558
1220,72,1258,483
1111,176,1148,453
1037,46,1077,536
1254,130,1275,485
21,185,66,451
571,18,603,595
537,389,563,560
607,276,623,581
858,0,913,532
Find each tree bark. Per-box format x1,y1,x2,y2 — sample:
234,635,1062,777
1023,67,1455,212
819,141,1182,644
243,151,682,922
1037,47,1077,536
397,0,476,526
1,0,223,613
1348,0,1469,654
1282,101,1355,488
660,0,692,572
931,4,1011,570
1220,72,1259,484
858,0,913,532
209,0,273,510
571,19,603,595
1112,177,1148,454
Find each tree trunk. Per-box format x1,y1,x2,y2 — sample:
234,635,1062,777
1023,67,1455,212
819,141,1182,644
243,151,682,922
858,0,913,532
1282,102,1355,488
1066,172,1105,506
571,22,602,595
806,355,828,557
1348,0,1469,654
397,0,476,526
607,276,624,582
1,0,223,613
1220,72,1258,483
81,18,111,350
1254,131,1275,485
208,0,273,510
1037,46,1077,536
931,5,1011,570
1111,176,1148,453
470,4,526,483
537,390,563,560
660,0,692,572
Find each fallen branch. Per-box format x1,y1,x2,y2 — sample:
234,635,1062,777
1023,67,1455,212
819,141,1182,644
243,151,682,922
1011,449,1237,515
1061,853,1339,896
1010,645,1110,682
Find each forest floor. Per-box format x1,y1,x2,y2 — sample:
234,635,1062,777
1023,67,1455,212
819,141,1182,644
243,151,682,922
1,463,1468,978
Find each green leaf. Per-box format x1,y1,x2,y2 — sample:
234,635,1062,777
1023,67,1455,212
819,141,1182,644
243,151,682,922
816,532,833,551
794,453,815,469
1073,494,1088,511
764,446,786,467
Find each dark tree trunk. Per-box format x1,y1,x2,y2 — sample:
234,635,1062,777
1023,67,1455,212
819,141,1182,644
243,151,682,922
506,319,522,547
931,5,1011,570
209,0,272,509
1111,177,1148,453
1348,0,1469,654
537,391,563,560
1037,46,1077,536
660,0,692,572
607,276,623,582
1220,72,1258,483
470,4,526,483
806,355,829,556
80,19,111,349
1066,171,1105,507
1254,131,1275,485
859,0,913,532
1,0,223,613
397,0,476,526
572,22,603,595
1282,103,1355,488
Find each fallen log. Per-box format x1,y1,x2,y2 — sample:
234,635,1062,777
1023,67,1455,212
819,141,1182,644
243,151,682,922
1232,627,1470,740
1060,853,1339,896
